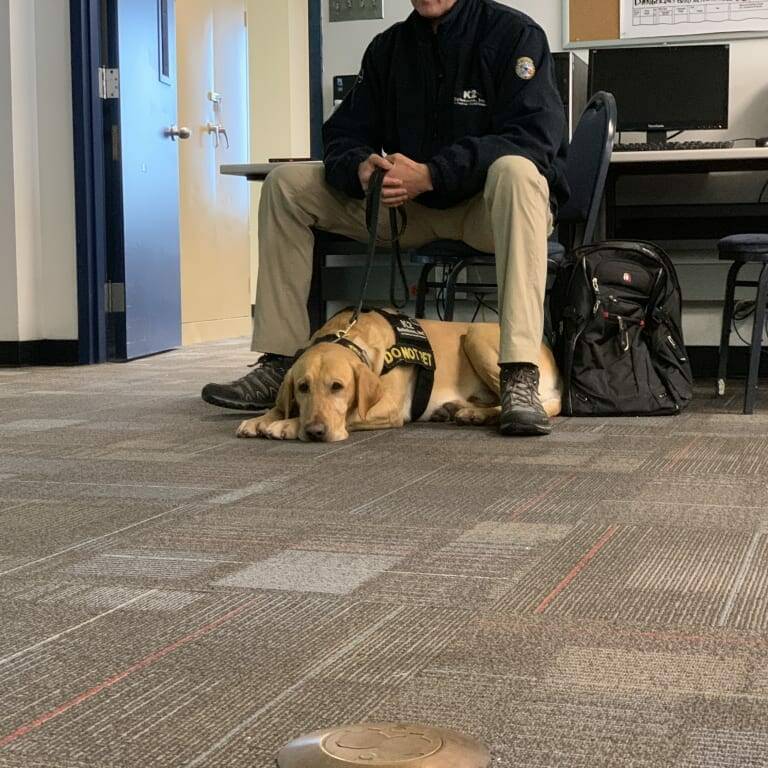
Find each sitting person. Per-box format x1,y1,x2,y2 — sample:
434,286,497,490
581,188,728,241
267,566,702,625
202,0,568,435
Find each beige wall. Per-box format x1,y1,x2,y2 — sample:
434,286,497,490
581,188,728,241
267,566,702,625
0,0,19,340
246,0,311,294
35,0,78,341
0,0,77,343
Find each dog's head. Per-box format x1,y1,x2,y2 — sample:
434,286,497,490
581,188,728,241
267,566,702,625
275,343,384,442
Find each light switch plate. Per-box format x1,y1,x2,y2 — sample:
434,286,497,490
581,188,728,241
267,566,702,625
329,0,383,22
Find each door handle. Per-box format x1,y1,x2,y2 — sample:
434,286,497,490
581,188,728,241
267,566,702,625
166,125,191,141
206,122,220,147
206,123,229,149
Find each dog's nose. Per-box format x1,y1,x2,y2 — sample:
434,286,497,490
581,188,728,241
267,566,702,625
305,423,327,442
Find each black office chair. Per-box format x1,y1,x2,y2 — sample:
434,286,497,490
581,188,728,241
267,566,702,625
716,234,768,414
412,90,618,320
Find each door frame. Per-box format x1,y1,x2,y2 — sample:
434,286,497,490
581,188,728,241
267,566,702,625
70,0,325,363
309,0,323,159
69,0,108,364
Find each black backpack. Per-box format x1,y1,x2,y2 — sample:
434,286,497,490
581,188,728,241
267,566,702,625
550,240,693,416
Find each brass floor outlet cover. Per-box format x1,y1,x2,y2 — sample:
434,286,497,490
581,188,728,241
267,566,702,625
277,723,490,768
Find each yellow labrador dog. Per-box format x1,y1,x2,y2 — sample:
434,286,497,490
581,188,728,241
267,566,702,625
237,309,561,443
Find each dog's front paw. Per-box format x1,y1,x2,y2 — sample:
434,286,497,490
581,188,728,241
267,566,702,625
430,401,465,423
261,418,300,441
237,417,269,438
455,405,500,427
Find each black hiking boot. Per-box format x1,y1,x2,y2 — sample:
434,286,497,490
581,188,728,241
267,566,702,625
499,363,552,436
201,354,293,411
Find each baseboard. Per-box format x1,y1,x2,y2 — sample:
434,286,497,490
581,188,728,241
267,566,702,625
0,340,80,366
181,317,252,346
688,346,768,380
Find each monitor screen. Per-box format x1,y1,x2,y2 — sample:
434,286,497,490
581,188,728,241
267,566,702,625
588,45,729,133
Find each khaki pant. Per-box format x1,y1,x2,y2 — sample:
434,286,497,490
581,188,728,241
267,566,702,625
253,155,553,364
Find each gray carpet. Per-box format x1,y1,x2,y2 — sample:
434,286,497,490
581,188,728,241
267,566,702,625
1,339,768,767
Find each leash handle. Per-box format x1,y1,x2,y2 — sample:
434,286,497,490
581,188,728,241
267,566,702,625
351,166,409,330
348,168,386,331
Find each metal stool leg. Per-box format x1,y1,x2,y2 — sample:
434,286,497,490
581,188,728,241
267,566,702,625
444,260,468,321
415,263,435,319
717,261,743,397
744,264,768,415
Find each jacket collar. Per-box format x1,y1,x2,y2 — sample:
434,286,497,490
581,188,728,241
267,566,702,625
410,0,477,40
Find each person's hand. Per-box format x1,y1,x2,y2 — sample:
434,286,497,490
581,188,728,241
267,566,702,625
383,153,433,206
358,155,407,208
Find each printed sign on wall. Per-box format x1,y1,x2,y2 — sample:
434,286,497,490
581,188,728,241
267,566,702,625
621,0,768,39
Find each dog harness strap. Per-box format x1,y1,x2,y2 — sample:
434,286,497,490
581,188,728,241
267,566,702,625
308,334,372,368
371,309,435,422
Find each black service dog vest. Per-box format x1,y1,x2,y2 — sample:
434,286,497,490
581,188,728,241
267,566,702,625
370,309,435,421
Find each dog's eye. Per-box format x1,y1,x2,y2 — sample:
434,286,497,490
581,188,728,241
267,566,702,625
297,382,310,394
331,382,344,392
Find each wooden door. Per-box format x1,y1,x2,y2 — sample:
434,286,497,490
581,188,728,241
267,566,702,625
176,0,251,344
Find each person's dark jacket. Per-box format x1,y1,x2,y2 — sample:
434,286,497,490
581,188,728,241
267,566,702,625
322,0,569,212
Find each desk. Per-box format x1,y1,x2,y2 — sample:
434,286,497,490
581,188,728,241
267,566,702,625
606,147,768,240
220,162,321,182
611,146,768,171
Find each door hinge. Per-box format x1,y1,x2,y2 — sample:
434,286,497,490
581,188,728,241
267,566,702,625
98,67,120,99
105,281,126,313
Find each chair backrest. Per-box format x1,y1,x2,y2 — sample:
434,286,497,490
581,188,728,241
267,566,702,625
558,91,617,247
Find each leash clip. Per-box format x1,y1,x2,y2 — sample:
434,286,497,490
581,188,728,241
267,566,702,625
337,318,358,339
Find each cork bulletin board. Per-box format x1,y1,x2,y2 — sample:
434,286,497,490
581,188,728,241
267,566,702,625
567,0,620,46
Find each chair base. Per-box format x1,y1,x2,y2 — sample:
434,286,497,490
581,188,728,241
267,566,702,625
412,240,566,321
716,259,768,414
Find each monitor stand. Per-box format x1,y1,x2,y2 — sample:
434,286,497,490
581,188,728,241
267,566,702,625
646,129,668,146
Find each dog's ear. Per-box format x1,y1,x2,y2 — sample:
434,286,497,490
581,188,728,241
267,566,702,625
354,364,384,420
276,370,295,418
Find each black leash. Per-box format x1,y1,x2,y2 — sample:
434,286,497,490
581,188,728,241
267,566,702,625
345,167,408,335
314,173,436,420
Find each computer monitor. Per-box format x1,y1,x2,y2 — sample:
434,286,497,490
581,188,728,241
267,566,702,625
588,44,729,144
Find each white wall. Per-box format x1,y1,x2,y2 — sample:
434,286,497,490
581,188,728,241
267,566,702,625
0,0,20,341
247,0,311,294
10,0,42,342
0,0,78,344
35,0,78,341
248,0,310,162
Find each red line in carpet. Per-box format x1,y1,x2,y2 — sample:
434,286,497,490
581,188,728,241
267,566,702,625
534,526,618,615
509,474,576,521
665,437,698,469
0,598,261,749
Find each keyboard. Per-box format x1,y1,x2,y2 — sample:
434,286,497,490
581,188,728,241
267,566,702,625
614,141,735,152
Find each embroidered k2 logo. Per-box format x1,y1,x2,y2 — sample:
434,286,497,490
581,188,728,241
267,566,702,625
454,88,487,108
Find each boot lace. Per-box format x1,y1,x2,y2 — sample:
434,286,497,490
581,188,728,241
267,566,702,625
502,366,540,409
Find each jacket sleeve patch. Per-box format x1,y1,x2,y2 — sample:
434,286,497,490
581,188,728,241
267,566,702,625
515,56,537,80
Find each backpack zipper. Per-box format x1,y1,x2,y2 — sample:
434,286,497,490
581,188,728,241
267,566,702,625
566,261,596,413
592,277,601,315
